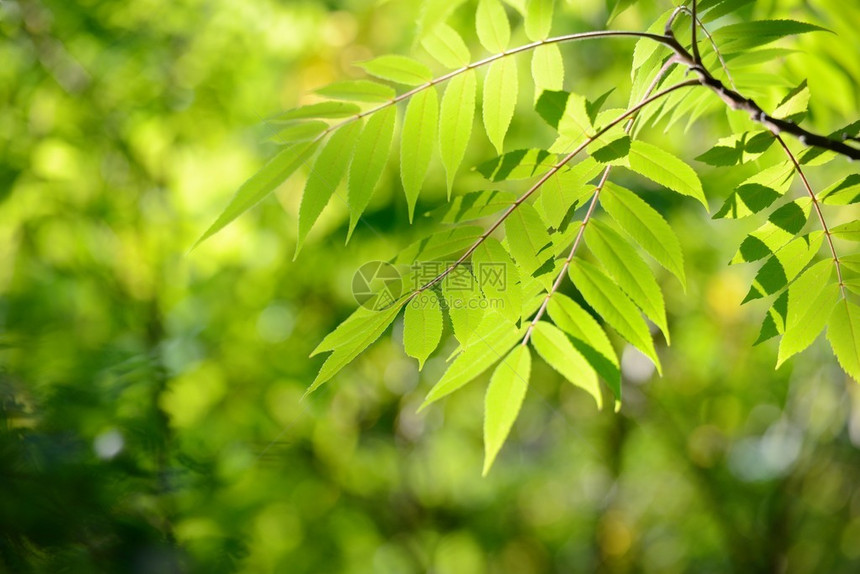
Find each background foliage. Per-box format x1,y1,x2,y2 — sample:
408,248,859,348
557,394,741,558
2,0,860,572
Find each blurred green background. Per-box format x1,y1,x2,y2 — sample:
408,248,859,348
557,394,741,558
2,0,860,572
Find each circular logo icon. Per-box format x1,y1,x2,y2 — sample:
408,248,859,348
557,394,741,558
352,261,402,310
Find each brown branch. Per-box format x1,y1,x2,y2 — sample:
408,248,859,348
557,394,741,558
658,35,860,161
690,0,702,65
409,79,700,299
774,135,846,297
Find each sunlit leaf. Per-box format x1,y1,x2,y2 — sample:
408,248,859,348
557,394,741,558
307,303,403,395
627,141,708,209
827,298,860,382
196,140,319,247
821,174,860,205
483,345,531,475
831,221,860,242
422,24,471,68
505,202,553,278
476,0,511,53
316,80,396,102
585,219,669,342
472,238,523,324
404,292,444,369
743,232,824,303
714,162,794,219
531,44,564,93
440,70,477,193
600,181,686,288
421,313,526,408
569,258,661,374
730,199,811,265
296,122,362,255
347,106,397,240
430,190,516,223
443,269,486,346
483,57,518,154
401,87,439,221
272,101,361,122
532,322,601,408
524,0,553,40
358,55,433,86
712,20,828,52
777,260,839,366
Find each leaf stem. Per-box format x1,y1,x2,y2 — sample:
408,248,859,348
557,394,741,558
774,134,846,297
690,0,702,65
408,79,699,300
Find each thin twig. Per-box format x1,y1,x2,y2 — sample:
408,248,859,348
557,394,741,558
678,5,736,90
774,134,846,297
690,0,702,65
408,79,700,299
521,59,679,345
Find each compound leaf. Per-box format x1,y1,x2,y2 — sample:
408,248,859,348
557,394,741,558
532,322,601,408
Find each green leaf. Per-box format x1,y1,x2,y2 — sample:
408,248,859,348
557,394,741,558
421,24,471,69
570,258,661,374
535,158,604,229
531,44,564,93
483,57,518,154
755,291,788,345
418,0,469,36
730,199,811,265
535,89,569,129
476,0,511,53
600,181,686,288
421,313,525,408
546,295,618,399
505,202,553,278
439,70,477,194
270,121,328,144
477,149,556,181
743,232,824,303
296,122,362,255
714,162,794,219
631,9,673,74
306,303,403,395
316,80,396,102
347,106,397,240
607,0,637,23
272,101,361,122
430,189,516,223
443,270,486,346
627,141,708,209
772,80,810,122
547,91,594,153
483,345,531,475
195,140,319,247
831,221,860,242
700,0,754,23
827,298,860,382
397,225,484,264
712,20,828,51
532,322,601,409
401,87,439,221
472,238,523,323
821,174,860,205
585,219,669,342
525,0,553,40
358,55,433,86
777,260,839,366
404,292,444,369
